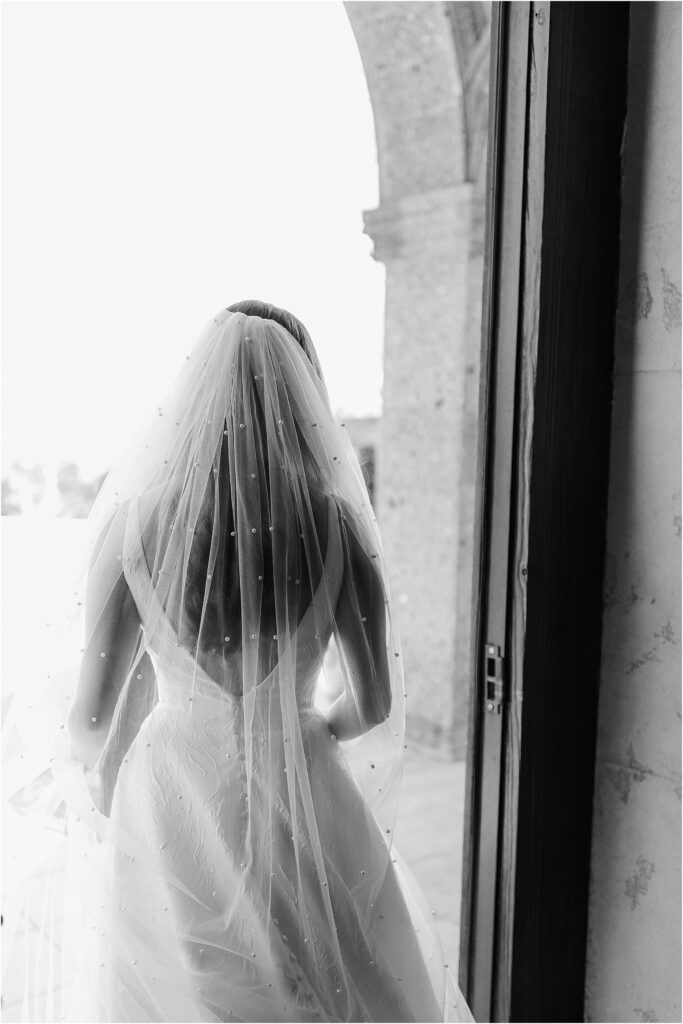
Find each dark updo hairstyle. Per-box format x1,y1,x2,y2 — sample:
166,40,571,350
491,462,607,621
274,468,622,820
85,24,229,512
226,299,324,382
184,300,326,678
226,297,329,486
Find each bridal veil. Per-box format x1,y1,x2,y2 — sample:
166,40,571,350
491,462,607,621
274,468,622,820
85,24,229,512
2,308,473,1023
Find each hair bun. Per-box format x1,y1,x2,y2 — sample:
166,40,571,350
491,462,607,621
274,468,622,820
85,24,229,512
226,299,322,379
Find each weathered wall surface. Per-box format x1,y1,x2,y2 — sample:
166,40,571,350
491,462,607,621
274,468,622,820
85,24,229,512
345,1,488,756
585,5,682,1022
368,183,474,755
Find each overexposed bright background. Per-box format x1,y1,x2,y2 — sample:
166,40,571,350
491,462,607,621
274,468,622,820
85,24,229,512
1,5,468,984
2,0,382,480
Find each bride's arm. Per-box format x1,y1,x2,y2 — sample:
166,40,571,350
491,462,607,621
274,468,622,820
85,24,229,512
321,688,367,742
67,505,144,767
325,520,392,741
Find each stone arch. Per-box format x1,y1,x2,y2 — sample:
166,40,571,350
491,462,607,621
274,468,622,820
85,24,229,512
344,1,490,756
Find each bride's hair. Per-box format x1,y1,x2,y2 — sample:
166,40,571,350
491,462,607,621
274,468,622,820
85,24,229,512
226,298,329,492
184,300,326,669
225,299,324,380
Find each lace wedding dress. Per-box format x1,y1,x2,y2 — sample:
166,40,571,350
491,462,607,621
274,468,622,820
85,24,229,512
3,307,474,1023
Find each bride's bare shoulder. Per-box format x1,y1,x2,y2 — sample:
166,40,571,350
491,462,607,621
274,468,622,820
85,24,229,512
136,479,176,517
134,477,184,528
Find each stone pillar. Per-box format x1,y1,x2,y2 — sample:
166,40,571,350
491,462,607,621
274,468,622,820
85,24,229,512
365,183,473,756
345,0,490,757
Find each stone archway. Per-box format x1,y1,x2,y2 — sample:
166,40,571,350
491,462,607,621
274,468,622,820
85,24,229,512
344,1,490,757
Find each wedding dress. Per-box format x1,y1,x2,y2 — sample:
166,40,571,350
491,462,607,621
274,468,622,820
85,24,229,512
2,307,474,1023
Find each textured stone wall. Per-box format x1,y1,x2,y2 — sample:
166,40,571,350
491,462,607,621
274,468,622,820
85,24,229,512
368,184,474,755
585,5,682,1021
344,415,378,504
345,2,488,756
346,2,466,198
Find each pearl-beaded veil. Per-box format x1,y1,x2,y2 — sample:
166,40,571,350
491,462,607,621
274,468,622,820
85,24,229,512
2,309,472,1022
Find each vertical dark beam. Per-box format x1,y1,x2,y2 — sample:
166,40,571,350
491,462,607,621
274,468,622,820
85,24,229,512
508,3,630,1021
461,2,629,1021
459,5,532,1021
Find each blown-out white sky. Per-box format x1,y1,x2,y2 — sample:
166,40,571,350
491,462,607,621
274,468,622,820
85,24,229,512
2,1,383,478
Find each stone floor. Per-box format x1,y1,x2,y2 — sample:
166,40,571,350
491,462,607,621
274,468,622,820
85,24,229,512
394,749,466,977
1,750,466,1022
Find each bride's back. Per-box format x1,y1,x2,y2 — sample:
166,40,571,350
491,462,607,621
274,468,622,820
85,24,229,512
135,477,338,696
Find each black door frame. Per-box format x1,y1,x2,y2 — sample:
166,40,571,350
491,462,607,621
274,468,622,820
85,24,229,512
459,4,630,1021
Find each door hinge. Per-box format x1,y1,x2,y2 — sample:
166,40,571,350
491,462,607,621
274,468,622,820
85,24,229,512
484,643,505,714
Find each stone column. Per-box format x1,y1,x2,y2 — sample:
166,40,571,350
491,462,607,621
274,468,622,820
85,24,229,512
345,0,490,757
365,182,473,756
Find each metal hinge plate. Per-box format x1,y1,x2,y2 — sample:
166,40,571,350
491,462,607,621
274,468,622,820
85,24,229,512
484,643,505,714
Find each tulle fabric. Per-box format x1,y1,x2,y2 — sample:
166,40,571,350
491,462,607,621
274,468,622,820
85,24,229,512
2,310,474,1022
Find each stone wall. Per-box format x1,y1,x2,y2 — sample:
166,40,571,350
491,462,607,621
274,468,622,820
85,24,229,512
345,415,378,504
345,1,489,756
368,183,474,755
585,5,682,1021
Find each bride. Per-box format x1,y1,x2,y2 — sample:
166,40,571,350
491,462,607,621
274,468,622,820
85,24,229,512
3,301,474,1023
